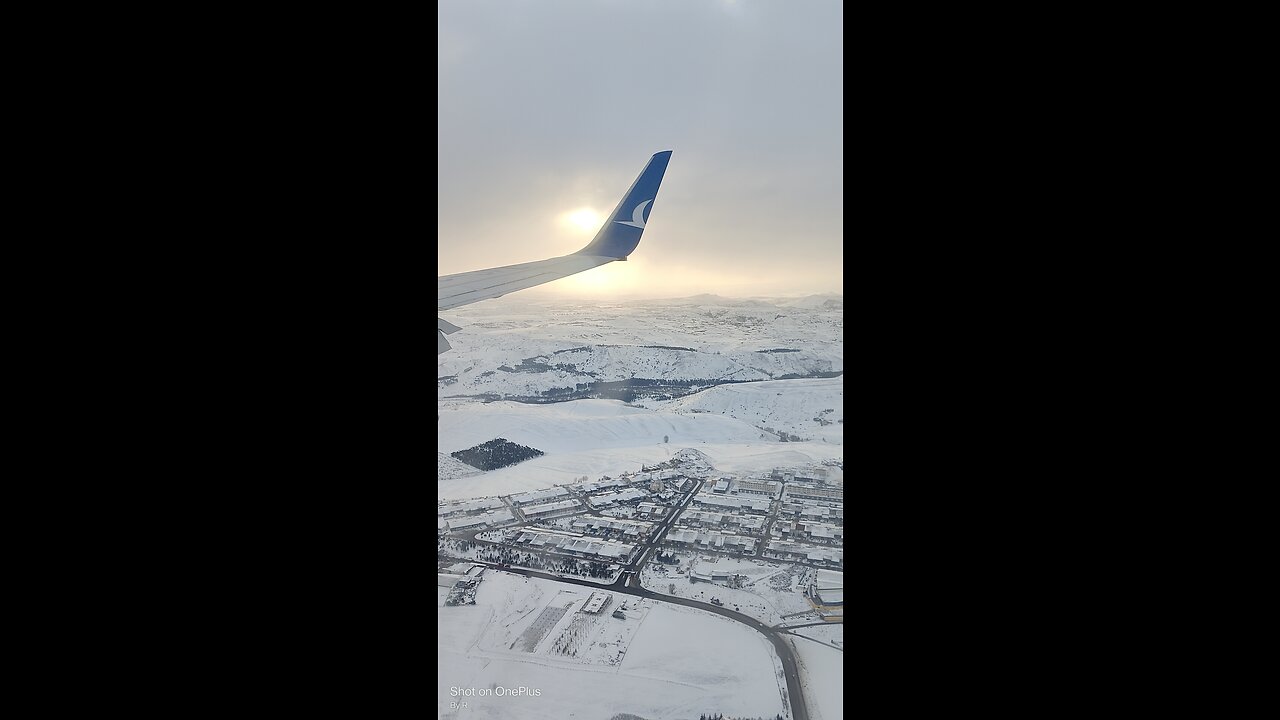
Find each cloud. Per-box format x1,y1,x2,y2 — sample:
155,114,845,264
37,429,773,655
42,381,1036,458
438,0,843,297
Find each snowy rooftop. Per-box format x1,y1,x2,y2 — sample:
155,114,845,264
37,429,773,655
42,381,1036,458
803,522,842,539
522,498,580,515
583,592,611,613
588,488,647,507
816,588,843,604
576,477,629,493
766,540,842,563
446,508,515,529
437,573,466,588
816,569,843,588
515,529,635,558
693,494,772,512
666,529,755,550
510,487,569,505
735,479,781,495
437,497,505,516
783,484,843,502
570,517,653,533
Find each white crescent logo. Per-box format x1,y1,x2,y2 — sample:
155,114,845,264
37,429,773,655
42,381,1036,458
614,199,652,229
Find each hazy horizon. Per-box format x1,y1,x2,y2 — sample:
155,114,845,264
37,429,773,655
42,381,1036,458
438,0,843,300
447,286,843,304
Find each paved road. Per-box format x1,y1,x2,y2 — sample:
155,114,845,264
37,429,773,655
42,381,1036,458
457,558,809,720
781,627,844,652
777,619,843,629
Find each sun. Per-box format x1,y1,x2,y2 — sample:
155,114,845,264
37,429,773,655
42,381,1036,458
559,207,603,234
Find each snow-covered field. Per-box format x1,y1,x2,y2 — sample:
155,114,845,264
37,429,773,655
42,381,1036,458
438,438,841,502
439,399,774,456
438,571,788,720
437,396,842,502
788,633,843,720
788,623,844,649
640,376,844,445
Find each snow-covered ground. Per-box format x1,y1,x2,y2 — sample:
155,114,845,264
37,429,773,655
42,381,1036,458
437,440,841,502
437,295,843,400
438,399,774,456
436,399,844,503
438,451,481,480
640,376,844,445
788,623,844,649
438,571,789,720
788,632,843,720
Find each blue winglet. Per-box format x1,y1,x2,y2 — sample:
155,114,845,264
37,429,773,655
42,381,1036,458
575,151,672,258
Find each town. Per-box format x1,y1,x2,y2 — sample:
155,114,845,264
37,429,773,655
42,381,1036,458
438,449,843,626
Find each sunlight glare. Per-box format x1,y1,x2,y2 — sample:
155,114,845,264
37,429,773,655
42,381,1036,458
559,207,603,234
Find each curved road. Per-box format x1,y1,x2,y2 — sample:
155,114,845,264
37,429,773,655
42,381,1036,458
457,558,809,720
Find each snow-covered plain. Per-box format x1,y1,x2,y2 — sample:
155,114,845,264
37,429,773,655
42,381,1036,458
438,571,788,720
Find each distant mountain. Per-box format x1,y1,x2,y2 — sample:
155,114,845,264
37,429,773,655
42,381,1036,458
775,294,843,309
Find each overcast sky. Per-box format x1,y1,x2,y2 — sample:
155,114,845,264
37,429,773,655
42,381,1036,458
438,0,843,299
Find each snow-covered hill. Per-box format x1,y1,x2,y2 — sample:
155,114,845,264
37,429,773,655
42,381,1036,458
437,295,844,502
640,376,844,444
437,295,843,402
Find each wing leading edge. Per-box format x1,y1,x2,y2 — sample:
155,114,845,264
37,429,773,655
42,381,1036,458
437,150,672,353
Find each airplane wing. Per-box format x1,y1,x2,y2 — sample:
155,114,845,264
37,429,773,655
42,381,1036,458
438,150,672,354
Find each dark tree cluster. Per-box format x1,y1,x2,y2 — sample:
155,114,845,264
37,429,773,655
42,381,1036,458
451,438,544,471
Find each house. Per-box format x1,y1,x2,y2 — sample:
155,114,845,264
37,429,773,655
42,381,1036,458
783,484,842,503
735,480,781,499
509,487,570,506
765,540,843,566
588,488,647,508
813,570,843,606
522,499,580,517
637,502,667,518
582,592,612,614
